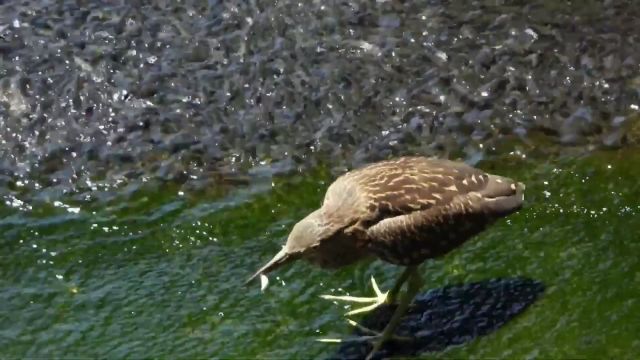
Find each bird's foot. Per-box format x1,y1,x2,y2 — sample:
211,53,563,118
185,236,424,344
319,267,421,360
318,319,412,360
320,276,389,316
317,318,412,344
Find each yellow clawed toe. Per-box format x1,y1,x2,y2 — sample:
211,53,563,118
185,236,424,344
320,276,389,316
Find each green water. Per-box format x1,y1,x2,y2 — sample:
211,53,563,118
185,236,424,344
1,149,639,358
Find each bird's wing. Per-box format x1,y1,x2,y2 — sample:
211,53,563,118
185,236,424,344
324,157,502,227
364,181,524,264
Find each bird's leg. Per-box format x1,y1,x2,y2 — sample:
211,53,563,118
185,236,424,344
320,267,413,316
316,267,423,356
365,266,423,360
386,266,413,304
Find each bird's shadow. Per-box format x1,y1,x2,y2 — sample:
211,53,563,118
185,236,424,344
327,277,545,360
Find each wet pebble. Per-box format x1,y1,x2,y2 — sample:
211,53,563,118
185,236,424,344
0,1,638,205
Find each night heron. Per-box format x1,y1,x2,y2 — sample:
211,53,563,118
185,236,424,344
247,156,525,359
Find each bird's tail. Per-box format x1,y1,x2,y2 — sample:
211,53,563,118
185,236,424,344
245,247,293,286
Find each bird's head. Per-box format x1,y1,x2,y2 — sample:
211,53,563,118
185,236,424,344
285,209,332,253
245,209,333,287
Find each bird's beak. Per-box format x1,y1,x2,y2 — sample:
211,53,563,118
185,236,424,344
245,246,291,290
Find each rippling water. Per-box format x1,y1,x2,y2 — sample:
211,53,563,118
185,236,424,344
1,0,640,358
2,150,640,358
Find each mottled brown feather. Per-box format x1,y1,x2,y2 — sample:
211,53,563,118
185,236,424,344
366,184,524,265
323,157,490,226
247,156,525,283
321,156,524,265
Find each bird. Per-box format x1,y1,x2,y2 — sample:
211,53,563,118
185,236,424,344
246,156,525,359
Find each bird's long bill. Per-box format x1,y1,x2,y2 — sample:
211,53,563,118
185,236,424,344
245,247,291,286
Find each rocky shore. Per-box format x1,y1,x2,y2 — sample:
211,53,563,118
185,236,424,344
1,0,639,205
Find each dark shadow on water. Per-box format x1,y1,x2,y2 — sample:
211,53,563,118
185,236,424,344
327,277,545,360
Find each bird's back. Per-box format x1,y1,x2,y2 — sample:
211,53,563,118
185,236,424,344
322,156,525,265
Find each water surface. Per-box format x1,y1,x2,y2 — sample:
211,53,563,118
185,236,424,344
2,149,639,358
